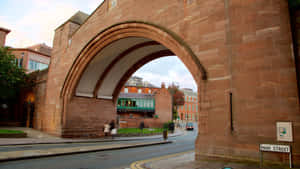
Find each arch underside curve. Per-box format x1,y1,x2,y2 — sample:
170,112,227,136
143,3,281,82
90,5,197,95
61,22,207,104
75,37,173,100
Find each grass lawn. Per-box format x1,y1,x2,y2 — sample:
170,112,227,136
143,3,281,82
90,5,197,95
117,128,166,134
0,129,25,134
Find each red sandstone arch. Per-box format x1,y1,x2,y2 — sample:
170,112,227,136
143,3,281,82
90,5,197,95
61,22,207,130
42,0,300,165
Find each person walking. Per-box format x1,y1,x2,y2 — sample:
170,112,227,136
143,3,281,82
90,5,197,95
103,121,110,137
110,120,116,139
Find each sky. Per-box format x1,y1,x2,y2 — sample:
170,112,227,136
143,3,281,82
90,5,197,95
0,0,197,92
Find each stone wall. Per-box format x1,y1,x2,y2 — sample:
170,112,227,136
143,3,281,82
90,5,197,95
43,0,300,165
31,69,48,131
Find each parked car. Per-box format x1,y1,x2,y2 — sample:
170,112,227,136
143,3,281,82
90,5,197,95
186,122,194,131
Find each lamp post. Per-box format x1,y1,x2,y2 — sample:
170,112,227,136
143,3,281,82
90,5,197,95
26,94,34,128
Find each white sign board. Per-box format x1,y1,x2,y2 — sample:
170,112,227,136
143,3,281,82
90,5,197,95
260,144,290,153
277,122,293,142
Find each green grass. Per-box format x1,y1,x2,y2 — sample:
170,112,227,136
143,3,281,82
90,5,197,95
117,128,165,134
0,129,25,134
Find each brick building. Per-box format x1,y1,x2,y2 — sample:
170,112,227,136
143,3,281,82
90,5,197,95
177,88,198,122
0,28,52,73
120,76,159,94
0,28,51,127
0,27,10,47
117,77,172,128
9,44,51,73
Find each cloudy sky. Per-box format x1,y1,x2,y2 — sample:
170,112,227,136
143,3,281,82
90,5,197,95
0,0,197,91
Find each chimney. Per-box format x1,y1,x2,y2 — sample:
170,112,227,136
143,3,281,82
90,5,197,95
0,27,10,47
161,82,166,89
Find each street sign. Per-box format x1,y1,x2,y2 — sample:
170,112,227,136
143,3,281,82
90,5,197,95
277,122,293,142
259,144,292,168
260,144,290,153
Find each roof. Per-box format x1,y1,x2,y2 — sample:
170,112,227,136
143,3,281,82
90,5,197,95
181,88,197,96
56,11,89,30
69,11,89,25
9,48,51,57
27,43,52,56
0,27,11,34
118,93,154,99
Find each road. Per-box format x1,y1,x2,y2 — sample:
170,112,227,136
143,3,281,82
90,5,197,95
0,125,197,169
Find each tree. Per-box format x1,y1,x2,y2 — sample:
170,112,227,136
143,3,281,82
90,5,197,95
0,47,27,100
168,83,185,120
289,0,300,9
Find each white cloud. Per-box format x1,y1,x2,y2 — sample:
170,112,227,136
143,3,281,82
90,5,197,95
134,69,197,92
1,0,103,48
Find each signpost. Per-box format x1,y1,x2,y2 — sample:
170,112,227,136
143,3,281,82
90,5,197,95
276,122,293,142
259,144,292,168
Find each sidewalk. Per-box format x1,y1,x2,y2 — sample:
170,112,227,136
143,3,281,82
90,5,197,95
0,127,183,146
0,127,180,162
0,140,172,162
134,151,295,169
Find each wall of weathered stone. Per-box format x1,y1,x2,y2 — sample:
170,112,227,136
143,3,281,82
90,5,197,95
31,69,48,130
43,0,300,165
155,87,172,124
64,97,116,138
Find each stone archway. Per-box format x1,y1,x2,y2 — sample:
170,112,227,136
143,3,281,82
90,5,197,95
60,22,207,138
40,0,300,165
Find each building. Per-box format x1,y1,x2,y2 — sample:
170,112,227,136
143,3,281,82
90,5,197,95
0,28,51,127
0,28,52,73
120,76,159,94
9,44,51,73
117,77,172,128
0,27,10,47
177,88,198,122
9,1,300,164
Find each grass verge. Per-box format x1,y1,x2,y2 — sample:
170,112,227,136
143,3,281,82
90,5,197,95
117,128,166,134
0,129,25,134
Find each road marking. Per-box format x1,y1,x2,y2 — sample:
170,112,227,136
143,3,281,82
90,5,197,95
130,150,194,169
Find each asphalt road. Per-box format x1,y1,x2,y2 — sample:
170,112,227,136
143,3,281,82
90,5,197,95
0,125,197,169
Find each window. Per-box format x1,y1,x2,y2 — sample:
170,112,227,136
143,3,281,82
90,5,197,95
148,89,151,93
124,88,128,93
28,60,48,71
15,53,24,68
138,89,142,93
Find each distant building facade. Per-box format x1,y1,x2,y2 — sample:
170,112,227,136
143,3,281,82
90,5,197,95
0,27,10,47
10,44,51,73
0,27,52,73
177,88,198,122
0,27,51,127
117,77,172,128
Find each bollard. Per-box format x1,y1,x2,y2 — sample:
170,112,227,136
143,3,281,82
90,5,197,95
163,130,168,140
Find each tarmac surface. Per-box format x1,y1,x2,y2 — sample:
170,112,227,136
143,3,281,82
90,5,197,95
135,151,295,169
0,127,297,169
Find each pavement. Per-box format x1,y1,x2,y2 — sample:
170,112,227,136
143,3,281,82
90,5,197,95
132,151,296,169
0,127,182,146
0,127,180,162
1,127,295,169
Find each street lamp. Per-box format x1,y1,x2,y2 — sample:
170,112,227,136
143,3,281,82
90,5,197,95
26,93,34,128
